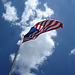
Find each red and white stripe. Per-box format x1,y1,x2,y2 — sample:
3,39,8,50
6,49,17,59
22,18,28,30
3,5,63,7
34,20,63,30
32,20,63,38
23,20,63,42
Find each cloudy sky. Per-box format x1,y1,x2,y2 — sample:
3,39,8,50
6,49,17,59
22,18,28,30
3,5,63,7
0,0,75,75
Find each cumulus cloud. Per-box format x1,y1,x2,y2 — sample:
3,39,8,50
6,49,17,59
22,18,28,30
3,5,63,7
20,2,54,28
36,3,54,18
9,53,15,62
2,1,19,22
13,31,57,75
2,0,57,75
70,48,75,55
16,0,40,27
2,0,54,27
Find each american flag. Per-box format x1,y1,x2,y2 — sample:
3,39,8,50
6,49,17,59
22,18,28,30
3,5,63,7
23,20,63,43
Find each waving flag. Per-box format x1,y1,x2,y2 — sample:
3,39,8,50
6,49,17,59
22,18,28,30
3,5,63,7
23,20,63,43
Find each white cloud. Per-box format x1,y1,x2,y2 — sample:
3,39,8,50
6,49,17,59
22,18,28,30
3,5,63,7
70,48,75,55
2,0,57,75
25,0,39,10
9,53,21,62
36,3,54,18
2,0,54,27
9,53,15,62
9,30,57,75
18,0,54,28
2,1,19,22
19,0,40,27
14,31,56,75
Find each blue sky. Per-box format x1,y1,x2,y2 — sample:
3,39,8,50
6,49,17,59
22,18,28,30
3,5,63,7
0,0,75,75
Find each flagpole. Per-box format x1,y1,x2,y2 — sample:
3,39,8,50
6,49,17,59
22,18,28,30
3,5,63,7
8,45,21,75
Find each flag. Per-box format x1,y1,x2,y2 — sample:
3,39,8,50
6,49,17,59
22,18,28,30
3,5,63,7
23,20,63,43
